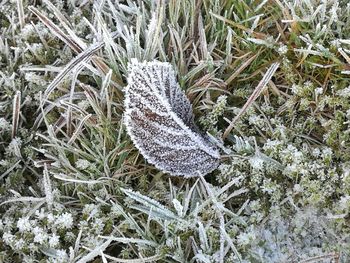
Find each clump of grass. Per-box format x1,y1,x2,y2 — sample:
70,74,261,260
1,0,350,262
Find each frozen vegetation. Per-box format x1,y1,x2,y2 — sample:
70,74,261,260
0,0,350,262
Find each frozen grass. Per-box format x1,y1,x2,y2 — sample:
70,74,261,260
1,0,350,262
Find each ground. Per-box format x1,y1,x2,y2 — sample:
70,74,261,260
0,0,350,262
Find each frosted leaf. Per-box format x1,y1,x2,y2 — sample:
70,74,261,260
124,60,220,177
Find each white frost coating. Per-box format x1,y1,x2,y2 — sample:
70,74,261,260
124,60,220,177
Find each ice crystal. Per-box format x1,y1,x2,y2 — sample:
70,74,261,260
75,159,92,170
124,60,220,177
32,227,48,244
55,213,73,229
277,44,288,55
0,118,11,131
17,217,32,233
49,234,60,248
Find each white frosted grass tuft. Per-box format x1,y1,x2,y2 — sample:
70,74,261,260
124,60,220,177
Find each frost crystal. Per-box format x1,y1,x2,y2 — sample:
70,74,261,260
17,217,32,232
49,234,60,248
124,60,220,177
55,213,73,229
32,227,48,244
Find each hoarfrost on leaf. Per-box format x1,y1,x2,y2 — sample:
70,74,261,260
124,60,220,177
